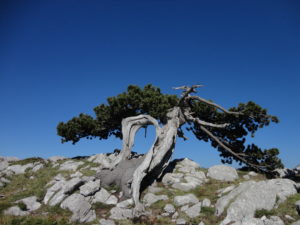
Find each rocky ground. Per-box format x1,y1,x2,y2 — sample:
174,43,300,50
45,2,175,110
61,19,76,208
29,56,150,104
0,153,300,225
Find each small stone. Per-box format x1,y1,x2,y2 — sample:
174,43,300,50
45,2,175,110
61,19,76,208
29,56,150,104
202,198,211,207
109,207,133,220
184,202,201,218
243,175,250,180
164,204,175,214
116,199,133,208
180,205,189,212
248,171,258,176
172,211,179,219
198,222,205,225
176,218,186,225
174,194,199,206
143,193,168,207
93,188,111,203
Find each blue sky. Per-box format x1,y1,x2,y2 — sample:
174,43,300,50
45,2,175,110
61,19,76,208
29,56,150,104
0,1,299,168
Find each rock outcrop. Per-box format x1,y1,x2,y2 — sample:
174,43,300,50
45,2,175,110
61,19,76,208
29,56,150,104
0,154,299,224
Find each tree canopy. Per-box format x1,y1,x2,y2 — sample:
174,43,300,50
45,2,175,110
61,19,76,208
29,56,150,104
57,84,283,171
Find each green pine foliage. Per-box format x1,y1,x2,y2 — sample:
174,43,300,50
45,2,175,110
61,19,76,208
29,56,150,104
57,84,283,170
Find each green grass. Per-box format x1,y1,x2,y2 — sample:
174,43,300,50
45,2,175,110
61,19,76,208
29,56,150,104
9,158,45,166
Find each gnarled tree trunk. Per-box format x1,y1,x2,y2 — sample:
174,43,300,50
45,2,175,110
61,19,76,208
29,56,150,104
97,85,271,217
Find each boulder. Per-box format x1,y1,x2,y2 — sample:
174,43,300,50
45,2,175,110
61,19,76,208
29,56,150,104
80,180,101,196
92,188,111,204
16,196,41,211
291,221,300,225
60,193,96,223
46,177,84,206
207,165,238,181
172,182,196,191
216,179,298,225
174,193,199,206
4,206,29,216
184,202,202,218
162,173,182,185
143,193,168,207
177,158,200,169
6,163,34,174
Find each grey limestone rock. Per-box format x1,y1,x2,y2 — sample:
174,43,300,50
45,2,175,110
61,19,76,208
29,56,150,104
172,182,196,191
176,218,186,225
291,221,300,225
46,177,84,206
164,204,176,214
80,180,101,196
60,193,96,223
109,206,133,220
16,196,41,211
92,188,111,204
217,185,236,197
116,198,133,208
143,193,168,207
32,163,44,172
99,218,116,225
202,198,211,207
4,206,29,216
6,163,34,174
147,186,163,193
177,158,200,169
217,179,297,225
106,195,118,205
184,202,202,218
0,159,9,171
162,173,181,185
207,165,238,181
174,193,199,206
